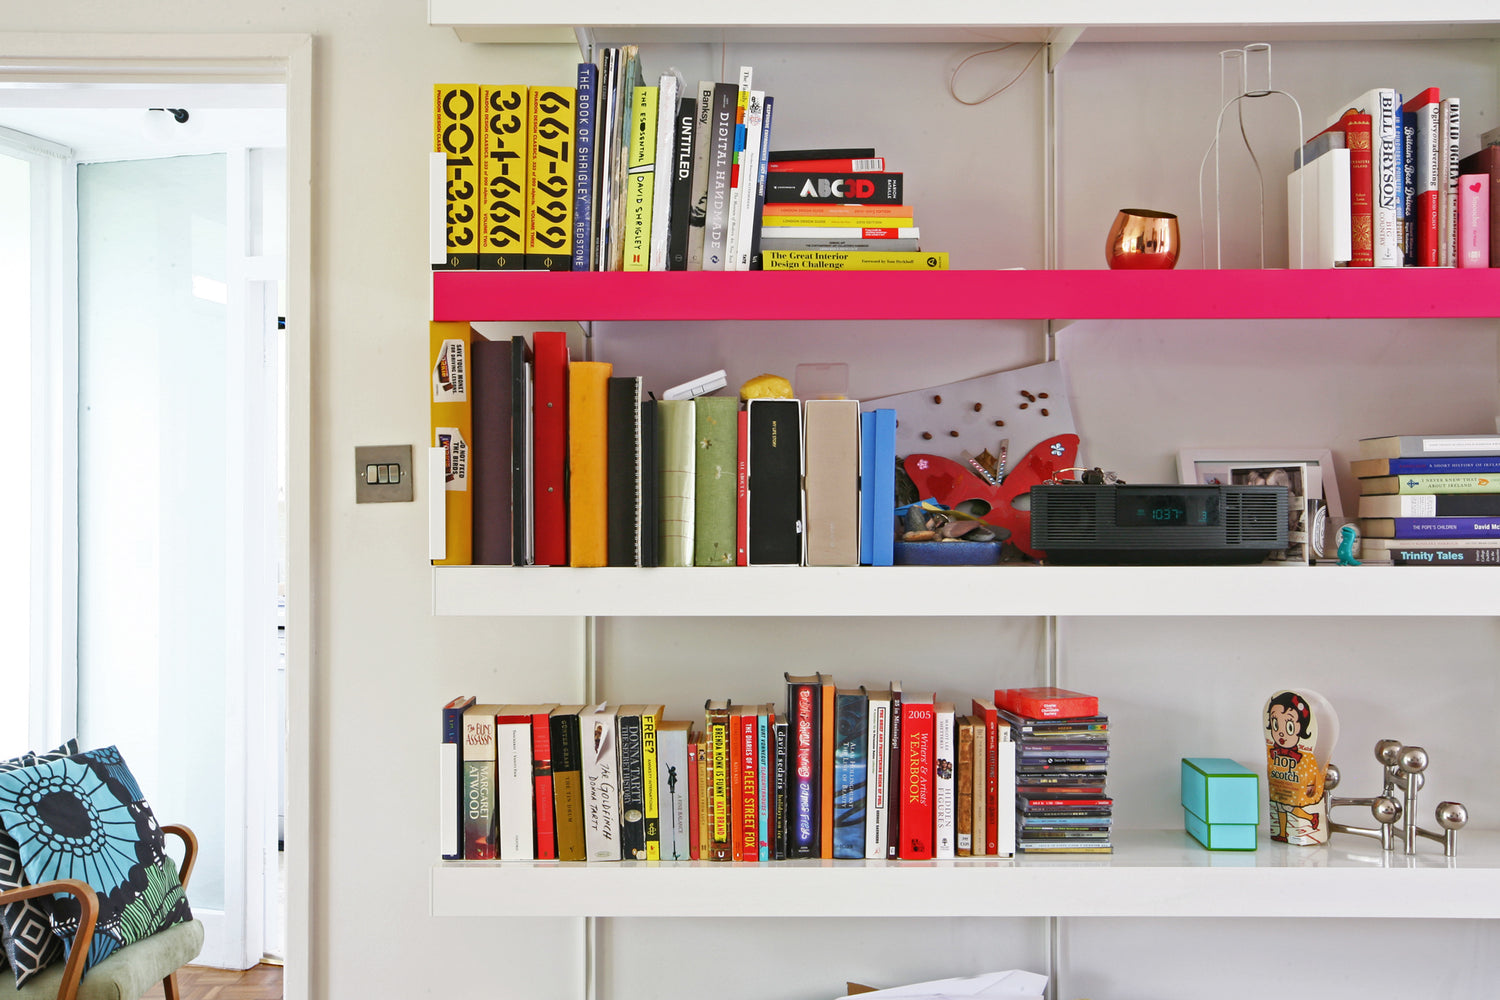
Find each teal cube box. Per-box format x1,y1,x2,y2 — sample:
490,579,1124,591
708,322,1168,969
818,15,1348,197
1181,757,1259,824
1182,808,1258,851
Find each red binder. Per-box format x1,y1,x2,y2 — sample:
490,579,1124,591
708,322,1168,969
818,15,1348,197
531,330,570,565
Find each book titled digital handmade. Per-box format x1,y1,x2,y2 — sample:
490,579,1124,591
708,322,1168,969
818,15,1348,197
571,62,597,271
430,322,473,566
702,81,738,269
831,688,869,860
623,84,658,272
763,250,948,270
434,84,480,270
526,85,576,270
764,172,903,205
478,85,528,270
579,702,621,861
649,72,681,271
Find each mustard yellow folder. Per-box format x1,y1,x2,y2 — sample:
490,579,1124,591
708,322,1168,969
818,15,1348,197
430,321,474,565
568,360,613,566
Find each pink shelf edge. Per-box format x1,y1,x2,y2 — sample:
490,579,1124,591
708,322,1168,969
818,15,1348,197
431,268,1500,322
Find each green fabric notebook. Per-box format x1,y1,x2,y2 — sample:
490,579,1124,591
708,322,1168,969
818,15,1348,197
656,399,697,567
693,396,739,566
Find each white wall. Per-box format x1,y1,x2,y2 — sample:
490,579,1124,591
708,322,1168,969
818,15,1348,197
7,7,1500,999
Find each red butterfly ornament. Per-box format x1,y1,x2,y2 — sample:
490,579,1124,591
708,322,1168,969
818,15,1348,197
903,433,1080,559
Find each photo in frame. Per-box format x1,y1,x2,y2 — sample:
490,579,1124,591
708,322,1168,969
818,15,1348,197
1176,448,1343,562
1226,462,1309,563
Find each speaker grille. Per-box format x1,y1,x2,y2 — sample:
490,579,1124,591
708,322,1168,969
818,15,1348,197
1042,494,1098,542
1224,490,1282,543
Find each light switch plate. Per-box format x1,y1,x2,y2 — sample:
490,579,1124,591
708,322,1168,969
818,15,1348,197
355,445,414,503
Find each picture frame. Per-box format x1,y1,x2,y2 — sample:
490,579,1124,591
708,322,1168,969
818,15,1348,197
1175,448,1342,520
1225,462,1309,563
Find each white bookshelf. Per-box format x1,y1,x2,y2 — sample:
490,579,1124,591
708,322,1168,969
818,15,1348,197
433,565,1500,617
431,829,1500,919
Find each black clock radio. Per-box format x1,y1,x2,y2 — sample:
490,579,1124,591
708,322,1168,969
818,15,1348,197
1029,484,1289,564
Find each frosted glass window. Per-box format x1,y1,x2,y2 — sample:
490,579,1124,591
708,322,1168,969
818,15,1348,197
0,151,31,760
76,154,228,911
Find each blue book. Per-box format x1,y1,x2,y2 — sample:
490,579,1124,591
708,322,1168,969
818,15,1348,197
756,707,770,862
1355,455,1500,477
571,61,598,271
1401,106,1417,266
869,408,897,566
832,688,869,859
860,411,876,565
1366,517,1500,539
1394,93,1408,265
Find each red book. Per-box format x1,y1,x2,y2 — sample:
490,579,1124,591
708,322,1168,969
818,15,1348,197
970,699,1000,855
736,409,749,566
767,156,885,173
899,694,935,859
686,733,701,860
1403,88,1442,267
995,687,1099,720
1322,111,1374,267
1459,146,1500,267
728,703,744,861
528,706,556,859
530,330,570,565
820,674,837,860
739,708,759,860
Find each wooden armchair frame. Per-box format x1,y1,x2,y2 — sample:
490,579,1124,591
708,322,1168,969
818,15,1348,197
0,823,198,1000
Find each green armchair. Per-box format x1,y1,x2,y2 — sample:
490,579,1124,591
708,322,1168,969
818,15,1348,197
0,824,204,1000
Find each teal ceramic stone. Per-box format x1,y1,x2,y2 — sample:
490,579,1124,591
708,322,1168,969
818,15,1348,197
1181,757,1259,825
1184,807,1258,851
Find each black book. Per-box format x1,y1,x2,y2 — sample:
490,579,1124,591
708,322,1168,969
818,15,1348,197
509,335,534,565
640,398,659,567
607,376,643,566
767,147,876,162
616,705,647,860
470,337,513,565
764,171,903,205
886,681,902,860
746,398,802,564
748,96,774,270
772,718,789,860
667,95,697,270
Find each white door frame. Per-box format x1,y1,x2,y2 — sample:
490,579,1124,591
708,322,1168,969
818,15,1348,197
0,32,313,1000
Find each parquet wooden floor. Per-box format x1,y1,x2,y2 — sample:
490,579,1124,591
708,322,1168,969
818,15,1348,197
140,963,283,1000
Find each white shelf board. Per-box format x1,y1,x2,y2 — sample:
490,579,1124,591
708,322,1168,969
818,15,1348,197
429,0,1500,44
433,564,1500,617
431,829,1500,918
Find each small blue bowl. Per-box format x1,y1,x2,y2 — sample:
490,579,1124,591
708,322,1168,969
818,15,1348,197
893,541,1004,566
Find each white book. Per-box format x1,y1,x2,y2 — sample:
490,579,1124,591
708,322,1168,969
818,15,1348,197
1441,97,1462,267
731,90,766,270
656,721,693,860
649,71,681,270
1331,88,1401,267
865,689,893,859
495,710,536,859
1287,148,1351,267
722,66,754,271
439,741,459,859
994,732,1016,858
579,702,622,861
934,703,956,860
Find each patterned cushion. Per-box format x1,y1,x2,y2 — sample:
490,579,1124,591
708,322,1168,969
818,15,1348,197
0,740,78,987
0,746,191,977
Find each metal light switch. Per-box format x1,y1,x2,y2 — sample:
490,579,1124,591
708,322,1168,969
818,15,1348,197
355,445,414,502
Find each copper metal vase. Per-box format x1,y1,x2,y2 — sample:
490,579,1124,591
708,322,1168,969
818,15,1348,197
1106,209,1180,269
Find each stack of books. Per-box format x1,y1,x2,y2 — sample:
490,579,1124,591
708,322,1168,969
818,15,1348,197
1353,433,1500,564
758,147,947,271
1287,90,1498,269
438,677,1021,863
998,687,1112,855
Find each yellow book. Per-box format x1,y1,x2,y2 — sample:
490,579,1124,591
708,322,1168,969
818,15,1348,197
762,215,915,228
567,360,613,566
624,85,658,272
434,84,481,269
479,85,529,270
640,704,666,861
430,321,474,565
526,85,576,270
762,250,950,270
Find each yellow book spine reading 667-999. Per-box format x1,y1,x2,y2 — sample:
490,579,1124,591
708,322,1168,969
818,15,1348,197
526,85,576,270
434,84,481,270
479,85,530,270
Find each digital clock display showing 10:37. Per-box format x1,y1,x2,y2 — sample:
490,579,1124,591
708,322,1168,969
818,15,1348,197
1115,493,1218,528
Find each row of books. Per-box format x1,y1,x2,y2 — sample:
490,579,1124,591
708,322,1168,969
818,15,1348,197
1353,432,1500,564
439,685,1105,863
430,322,903,567
433,50,946,274
1288,90,1499,269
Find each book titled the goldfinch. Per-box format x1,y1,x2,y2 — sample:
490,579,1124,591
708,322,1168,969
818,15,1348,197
579,702,621,861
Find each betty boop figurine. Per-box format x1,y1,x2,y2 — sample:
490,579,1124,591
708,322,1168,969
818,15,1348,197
1265,689,1336,845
